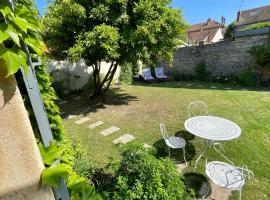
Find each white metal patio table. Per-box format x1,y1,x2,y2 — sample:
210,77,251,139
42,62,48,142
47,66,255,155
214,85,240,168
184,116,241,168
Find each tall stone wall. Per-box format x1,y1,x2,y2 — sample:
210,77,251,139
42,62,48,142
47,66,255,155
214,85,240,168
165,34,269,76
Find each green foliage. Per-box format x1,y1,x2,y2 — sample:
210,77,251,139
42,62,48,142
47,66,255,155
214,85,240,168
239,70,256,87
195,62,207,81
224,22,236,38
240,22,270,32
0,0,46,77
112,144,188,200
212,73,239,85
250,43,270,68
43,0,188,96
119,63,135,84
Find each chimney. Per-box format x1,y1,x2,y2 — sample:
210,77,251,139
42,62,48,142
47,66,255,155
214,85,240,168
207,18,211,24
221,16,225,25
237,10,241,21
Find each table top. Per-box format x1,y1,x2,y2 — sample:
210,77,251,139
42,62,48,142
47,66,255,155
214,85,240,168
184,116,241,141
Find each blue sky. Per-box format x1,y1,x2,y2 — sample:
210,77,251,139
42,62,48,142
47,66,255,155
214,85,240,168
36,0,270,25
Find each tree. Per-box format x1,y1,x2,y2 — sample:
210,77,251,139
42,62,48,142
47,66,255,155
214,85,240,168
224,21,236,39
43,0,187,97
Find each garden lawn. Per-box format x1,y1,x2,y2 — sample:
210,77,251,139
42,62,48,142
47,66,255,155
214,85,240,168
61,81,270,200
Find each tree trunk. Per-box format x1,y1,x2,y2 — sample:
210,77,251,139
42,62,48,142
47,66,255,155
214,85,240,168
90,61,118,99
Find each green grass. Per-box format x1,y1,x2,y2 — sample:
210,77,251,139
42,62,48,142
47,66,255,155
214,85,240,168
61,81,270,200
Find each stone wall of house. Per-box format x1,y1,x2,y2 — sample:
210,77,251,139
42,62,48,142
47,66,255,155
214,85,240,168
164,34,269,77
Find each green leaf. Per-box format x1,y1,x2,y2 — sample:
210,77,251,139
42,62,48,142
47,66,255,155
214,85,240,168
13,16,28,32
0,2,13,17
5,23,21,47
38,142,65,165
41,163,71,188
0,24,9,43
0,48,27,77
24,35,45,55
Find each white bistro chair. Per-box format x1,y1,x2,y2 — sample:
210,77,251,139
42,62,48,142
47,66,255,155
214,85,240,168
142,68,154,81
160,123,187,165
188,101,208,118
205,160,254,200
155,67,167,79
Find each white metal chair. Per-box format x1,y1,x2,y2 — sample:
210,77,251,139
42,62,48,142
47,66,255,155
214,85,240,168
160,123,187,165
155,67,167,79
205,160,254,200
142,68,154,81
188,101,208,118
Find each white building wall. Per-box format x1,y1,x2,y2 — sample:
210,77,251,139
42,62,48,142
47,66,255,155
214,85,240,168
211,28,224,43
47,60,120,92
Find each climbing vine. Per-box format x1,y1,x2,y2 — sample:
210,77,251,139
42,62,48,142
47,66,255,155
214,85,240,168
1,0,101,199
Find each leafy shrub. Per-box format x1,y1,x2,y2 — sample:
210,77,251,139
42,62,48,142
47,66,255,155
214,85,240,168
224,22,236,38
52,80,68,98
195,62,208,81
73,147,97,180
112,144,189,200
250,43,270,68
170,70,195,82
120,63,133,84
239,70,256,87
240,22,270,32
212,74,239,85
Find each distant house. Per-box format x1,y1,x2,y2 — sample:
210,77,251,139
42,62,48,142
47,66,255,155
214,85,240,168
187,18,225,46
236,5,270,31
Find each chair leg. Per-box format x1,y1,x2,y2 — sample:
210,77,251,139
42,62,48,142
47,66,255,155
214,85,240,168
239,189,242,200
183,148,187,165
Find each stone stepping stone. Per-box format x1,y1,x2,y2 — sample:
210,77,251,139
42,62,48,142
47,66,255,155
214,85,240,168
210,86,217,89
198,85,204,88
241,88,248,91
186,84,193,86
143,143,152,149
175,163,187,172
59,101,67,105
88,121,104,129
113,134,135,144
100,126,120,136
74,96,82,100
75,117,91,124
67,115,76,120
224,87,231,90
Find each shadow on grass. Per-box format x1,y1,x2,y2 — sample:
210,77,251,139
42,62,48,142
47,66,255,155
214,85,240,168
153,138,196,164
60,88,138,118
183,172,212,199
131,81,268,92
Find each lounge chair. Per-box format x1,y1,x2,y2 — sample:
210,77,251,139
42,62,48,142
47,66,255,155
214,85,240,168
155,67,167,80
141,68,155,82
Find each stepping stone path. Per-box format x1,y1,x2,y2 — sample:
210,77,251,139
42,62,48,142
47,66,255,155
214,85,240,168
113,134,135,144
59,101,67,105
205,183,231,200
67,115,76,120
143,143,152,149
75,117,91,124
88,121,104,129
100,126,120,136
210,86,217,89
74,96,82,100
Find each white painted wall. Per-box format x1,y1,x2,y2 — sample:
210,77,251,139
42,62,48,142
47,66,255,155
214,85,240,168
211,28,224,43
47,60,120,92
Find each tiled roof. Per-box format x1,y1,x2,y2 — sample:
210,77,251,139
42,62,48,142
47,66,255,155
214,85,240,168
187,19,224,43
236,5,270,26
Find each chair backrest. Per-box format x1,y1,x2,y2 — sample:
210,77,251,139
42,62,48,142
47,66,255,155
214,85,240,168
160,123,169,140
188,101,208,117
155,67,164,77
142,68,152,78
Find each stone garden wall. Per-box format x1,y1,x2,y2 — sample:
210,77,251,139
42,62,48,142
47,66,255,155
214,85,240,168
164,33,269,76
